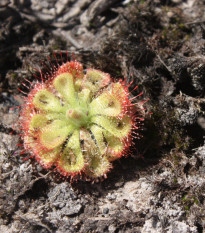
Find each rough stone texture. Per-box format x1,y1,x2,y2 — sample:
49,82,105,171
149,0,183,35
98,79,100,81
0,0,205,232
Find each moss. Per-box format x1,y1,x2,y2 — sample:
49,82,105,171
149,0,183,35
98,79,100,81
139,0,145,4
50,36,67,51
159,6,192,50
143,104,194,164
182,194,200,212
11,72,17,79
172,132,190,150
89,22,97,28
185,205,190,211
173,177,178,183
171,153,181,165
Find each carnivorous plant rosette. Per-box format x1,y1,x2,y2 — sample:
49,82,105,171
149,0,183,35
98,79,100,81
18,59,145,180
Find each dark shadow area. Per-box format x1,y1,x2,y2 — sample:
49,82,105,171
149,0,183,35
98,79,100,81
23,178,49,200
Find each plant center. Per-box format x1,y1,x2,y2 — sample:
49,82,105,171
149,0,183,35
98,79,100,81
66,106,90,128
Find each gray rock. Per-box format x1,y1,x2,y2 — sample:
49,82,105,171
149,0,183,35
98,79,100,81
47,182,83,216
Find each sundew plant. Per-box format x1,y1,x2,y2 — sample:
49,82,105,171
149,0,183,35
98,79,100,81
17,56,146,180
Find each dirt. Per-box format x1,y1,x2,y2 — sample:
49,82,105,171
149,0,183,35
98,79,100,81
0,0,205,232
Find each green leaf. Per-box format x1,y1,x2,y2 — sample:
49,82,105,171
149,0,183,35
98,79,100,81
83,69,110,94
33,89,63,112
80,129,99,158
57,130,85,173
78,88,91,104
40,120,74,149
90,125,107,154
86,155,111,178
30,114,48,130
79,128,111,177
91,125,124,161
103,130,124,161
89,92,122,117
54,73,76,106
91,115,131,139
37,147,61,168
